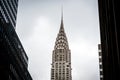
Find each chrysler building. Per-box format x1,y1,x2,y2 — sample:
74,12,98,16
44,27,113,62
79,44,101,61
51,12,72,80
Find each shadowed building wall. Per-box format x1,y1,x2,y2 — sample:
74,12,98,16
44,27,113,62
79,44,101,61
98,0,120,80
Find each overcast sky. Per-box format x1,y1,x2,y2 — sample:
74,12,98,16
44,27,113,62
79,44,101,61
16,0,100,80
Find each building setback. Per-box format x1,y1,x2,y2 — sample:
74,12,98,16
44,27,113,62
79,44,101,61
98,0,120,80
0,0,32,80
51,13,72,80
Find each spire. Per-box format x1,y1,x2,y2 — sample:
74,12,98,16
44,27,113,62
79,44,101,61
61,5,63,23
59,6,64,33
54,8,69,50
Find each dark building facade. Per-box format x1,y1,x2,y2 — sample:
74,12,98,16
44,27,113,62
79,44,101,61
98,0,120,80
98,44,103,80
0,0,32,80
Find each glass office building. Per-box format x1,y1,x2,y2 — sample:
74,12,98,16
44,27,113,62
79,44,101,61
0,0,32,80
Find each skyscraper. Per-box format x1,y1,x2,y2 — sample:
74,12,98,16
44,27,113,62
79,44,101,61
51,13,72,80
98,0,120,80
0,0,32,80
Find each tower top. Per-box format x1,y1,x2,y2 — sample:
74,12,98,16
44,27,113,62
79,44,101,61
51,7,72,80
54,9,69,50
